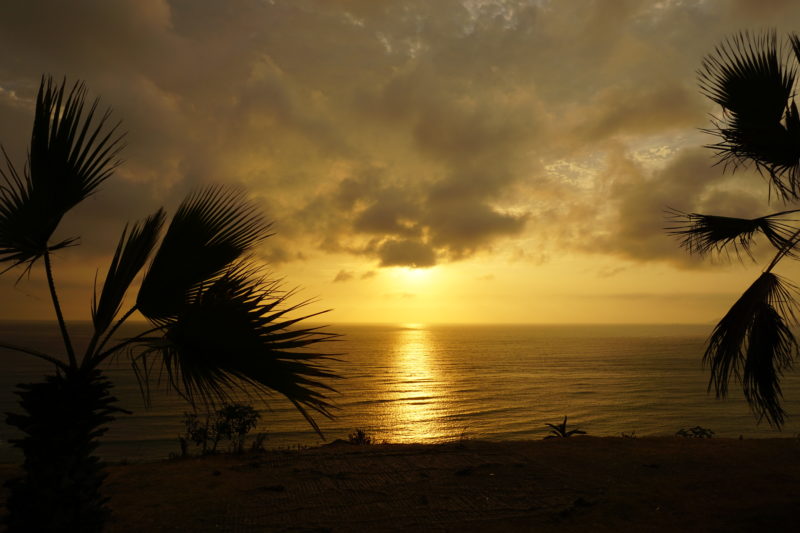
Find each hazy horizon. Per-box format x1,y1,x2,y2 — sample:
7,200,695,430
0,317,719,327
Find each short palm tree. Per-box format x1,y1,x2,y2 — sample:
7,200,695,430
0,76,339,532
669,30,800,428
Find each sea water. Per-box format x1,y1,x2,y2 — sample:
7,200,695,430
1,321,798,463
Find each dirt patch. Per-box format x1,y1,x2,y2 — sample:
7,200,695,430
2,437,799,531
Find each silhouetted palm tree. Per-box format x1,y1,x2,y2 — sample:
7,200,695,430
669,30,800,428
0,76,339,532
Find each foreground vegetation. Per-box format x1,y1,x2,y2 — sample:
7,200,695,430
670,30,800,427
0,76,338,532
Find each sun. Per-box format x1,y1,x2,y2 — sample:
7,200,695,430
395,266,433,285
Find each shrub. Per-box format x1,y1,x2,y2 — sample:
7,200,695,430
216,403,260,453
676,426,714,439
178,402,262,455
347,429,374,445
544,416,587,438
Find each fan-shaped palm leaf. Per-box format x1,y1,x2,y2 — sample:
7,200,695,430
133,263,339,437
0,76,124,271
0,149,61,272
667,208,800,258
698,30,800,199
91,209,165,337
704,271,798,426
137,186,270,321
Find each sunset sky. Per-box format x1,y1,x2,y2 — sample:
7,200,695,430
3,0,800,324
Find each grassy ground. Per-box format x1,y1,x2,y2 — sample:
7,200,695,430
1,437,799,531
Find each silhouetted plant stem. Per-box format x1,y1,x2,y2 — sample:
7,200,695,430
44,250,76,368
83,331,102,369
765,227,800,273
92,325,162,366
0,342,67,370
90,306,138,362
83,306,134,366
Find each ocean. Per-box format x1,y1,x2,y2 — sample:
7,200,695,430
1,321,799,463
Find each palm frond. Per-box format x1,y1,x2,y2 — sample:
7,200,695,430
704,271,798,427
92,209,165,335
132,263,340,437
136,185,271,321
30,76,125,206
0,76,124,271
790,32,800,76
0,149,69,273
666,208,800,259
698,30,800,199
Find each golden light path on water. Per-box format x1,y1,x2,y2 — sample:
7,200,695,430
385,323,451,442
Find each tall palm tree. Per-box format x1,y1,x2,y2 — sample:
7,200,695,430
669,30,800,428
0,76,339,532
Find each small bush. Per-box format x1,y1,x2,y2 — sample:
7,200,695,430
178,402,262,455
215,403,260,453
348,429,374,445
182,412,214,453
676,426,714,438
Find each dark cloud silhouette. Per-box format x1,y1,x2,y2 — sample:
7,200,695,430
353,190,422,237
377,239,437,268
426,199,528,259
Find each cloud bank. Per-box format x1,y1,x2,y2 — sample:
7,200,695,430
0,0,798,278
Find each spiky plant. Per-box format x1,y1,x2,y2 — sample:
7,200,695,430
668,30,800,427
544,416,586,438
0,76,339,532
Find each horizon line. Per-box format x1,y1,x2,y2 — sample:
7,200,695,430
0,318,717,327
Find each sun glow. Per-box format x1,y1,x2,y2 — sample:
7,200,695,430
388,326,449,441
392,266,434,285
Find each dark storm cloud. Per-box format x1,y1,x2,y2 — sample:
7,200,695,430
353,189,423,237
425,198,527,258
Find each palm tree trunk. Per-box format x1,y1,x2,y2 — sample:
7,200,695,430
44,251,77,368
4,368,125,532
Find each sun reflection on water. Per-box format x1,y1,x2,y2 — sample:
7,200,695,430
387,325,450,442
